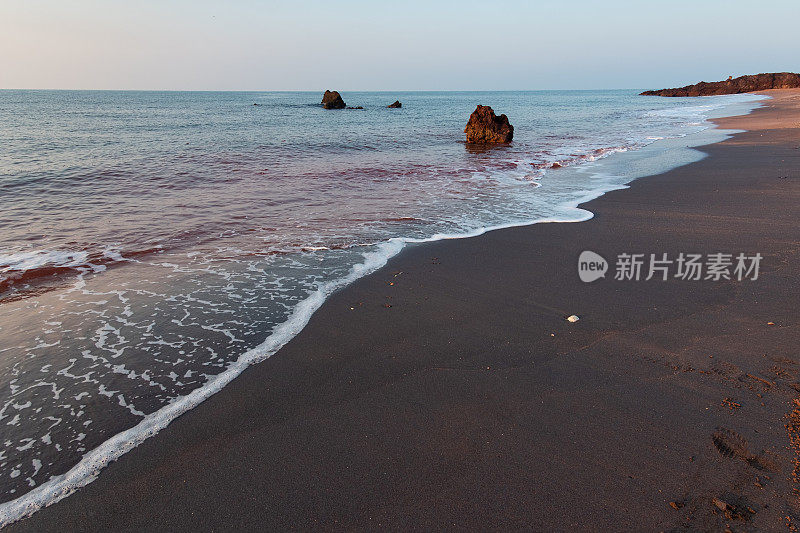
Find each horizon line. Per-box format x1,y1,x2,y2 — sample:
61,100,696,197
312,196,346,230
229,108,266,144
0,87,647,93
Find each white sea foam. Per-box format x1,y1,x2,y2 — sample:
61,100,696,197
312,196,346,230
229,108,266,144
0,92,767,528
0,251,89,275
0,247,128,281
0,202,600,527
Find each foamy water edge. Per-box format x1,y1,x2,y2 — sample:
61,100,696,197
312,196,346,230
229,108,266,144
0,94,766,528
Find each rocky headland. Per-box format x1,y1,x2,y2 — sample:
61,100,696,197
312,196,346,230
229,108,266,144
641,72,800,96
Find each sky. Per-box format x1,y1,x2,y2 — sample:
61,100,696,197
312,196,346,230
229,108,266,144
1,0,798,91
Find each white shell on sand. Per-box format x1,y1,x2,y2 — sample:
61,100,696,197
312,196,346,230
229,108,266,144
566,315,580,323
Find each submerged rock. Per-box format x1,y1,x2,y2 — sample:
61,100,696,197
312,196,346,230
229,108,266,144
388,100,402,108
641,72,800,96
321,90,346,109
464,105,513,143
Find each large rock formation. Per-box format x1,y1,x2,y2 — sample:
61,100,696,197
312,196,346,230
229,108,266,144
388,100,402,108
464,105,513,143
321,90,346,109
641,72,800,97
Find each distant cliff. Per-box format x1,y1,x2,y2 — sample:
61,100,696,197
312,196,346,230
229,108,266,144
641,72,800,97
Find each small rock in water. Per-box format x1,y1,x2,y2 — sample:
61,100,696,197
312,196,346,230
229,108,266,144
464,105,513,143
388,100,402,108
566,315,580,323
321,90,346,109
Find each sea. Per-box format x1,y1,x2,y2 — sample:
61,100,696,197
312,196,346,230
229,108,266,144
0,89,764,522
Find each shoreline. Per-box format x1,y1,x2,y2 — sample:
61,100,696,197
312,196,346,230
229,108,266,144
0,92,762,523
6,89,800,530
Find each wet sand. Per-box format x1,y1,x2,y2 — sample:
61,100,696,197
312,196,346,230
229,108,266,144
8,90,800,531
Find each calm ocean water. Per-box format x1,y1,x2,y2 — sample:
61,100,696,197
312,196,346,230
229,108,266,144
0,90,763,516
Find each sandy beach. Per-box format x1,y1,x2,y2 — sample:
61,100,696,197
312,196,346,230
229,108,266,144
6,89,800,531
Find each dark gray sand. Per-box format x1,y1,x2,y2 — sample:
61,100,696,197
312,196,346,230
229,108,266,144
9,90,800,532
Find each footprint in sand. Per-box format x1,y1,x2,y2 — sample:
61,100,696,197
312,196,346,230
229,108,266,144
712,427,780,472
712,427,749,459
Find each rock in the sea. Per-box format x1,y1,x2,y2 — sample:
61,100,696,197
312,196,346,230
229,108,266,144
641,72,800,97
388,100,402,108
464,105,513,143
321,90,346,109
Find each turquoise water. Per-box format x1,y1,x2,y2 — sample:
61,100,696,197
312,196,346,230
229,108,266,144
0,90,763,517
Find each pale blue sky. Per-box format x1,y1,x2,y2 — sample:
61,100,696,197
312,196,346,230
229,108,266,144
1,0,797,90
